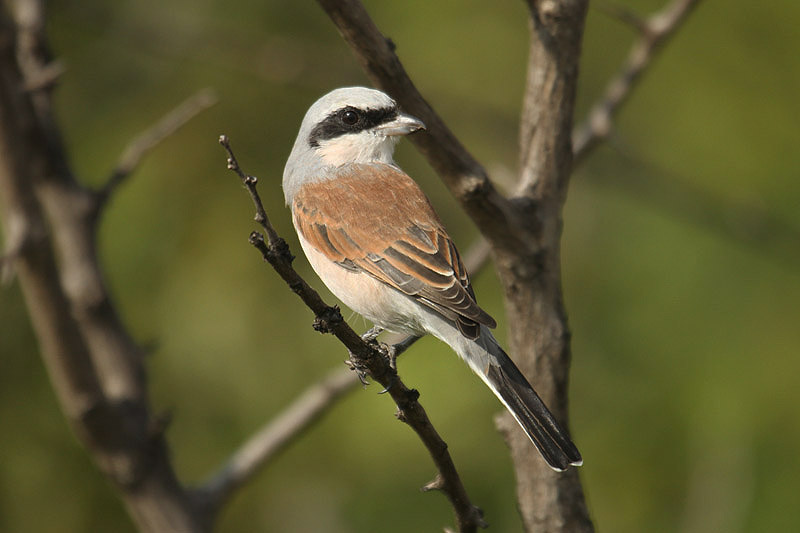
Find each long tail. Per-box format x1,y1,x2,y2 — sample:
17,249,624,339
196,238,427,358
448,325,582,471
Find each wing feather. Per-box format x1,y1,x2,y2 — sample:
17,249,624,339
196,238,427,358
292,163,496,339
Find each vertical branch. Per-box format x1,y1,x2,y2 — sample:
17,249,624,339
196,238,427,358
0,3,209,531
496,1,594,531
314,0,595,531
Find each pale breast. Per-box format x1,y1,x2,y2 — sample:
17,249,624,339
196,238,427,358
296,231,426,336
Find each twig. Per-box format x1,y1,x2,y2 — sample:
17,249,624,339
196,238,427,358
572,0,702,162
216,136,487,532
218,135,280,246
194,235,492,512
593,1,649,33
195,367,358,512
96,88,218,210
193,232,490,509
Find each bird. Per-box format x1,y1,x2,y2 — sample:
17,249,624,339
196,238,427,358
282,87,582,471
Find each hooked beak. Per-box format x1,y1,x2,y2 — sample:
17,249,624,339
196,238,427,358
376,112,426,136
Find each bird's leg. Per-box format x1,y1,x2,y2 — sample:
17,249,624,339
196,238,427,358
346,328,391,388
360,325,397,371
383,342,397,372
377,342,397,394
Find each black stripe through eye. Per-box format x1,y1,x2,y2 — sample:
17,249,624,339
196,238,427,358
308,106,398,147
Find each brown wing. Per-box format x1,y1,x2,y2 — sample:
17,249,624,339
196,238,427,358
292,163,496,339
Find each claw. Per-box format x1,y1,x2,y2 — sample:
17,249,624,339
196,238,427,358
343,357,370,386
378,375,396,394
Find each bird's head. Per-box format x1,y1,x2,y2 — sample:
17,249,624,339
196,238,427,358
283,87,424,202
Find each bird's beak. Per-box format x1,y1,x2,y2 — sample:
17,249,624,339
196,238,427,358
377,112,426,136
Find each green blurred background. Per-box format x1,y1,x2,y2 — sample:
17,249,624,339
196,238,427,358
2,0,798,531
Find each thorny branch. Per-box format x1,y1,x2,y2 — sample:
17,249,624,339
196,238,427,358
218,135,487,532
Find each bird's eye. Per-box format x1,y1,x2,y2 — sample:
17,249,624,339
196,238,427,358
341,109,359,125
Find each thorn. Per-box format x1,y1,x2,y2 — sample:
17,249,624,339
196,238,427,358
421,474,444,492
248,231,265,247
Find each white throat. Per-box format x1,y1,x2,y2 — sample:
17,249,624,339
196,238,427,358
315,133,399,167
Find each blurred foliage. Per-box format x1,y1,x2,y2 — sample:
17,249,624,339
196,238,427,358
1,0,799,531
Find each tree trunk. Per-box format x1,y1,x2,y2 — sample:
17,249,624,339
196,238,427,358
494,1,594,531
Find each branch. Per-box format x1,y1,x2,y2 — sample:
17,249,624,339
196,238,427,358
196,331,423,514
195,233,498,510
500,2,596,531
1,5,206,529
315,0,522,252
96,88,218,211
572,0,702,162
195,367,357,513
217,135,486,532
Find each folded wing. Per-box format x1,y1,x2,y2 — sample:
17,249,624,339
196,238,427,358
292,163,496,339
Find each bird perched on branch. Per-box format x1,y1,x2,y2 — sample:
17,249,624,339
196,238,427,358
282,87,581,471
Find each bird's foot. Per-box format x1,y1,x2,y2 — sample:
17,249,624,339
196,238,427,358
377,342,397,394
382,342,397,372
344,356,370,386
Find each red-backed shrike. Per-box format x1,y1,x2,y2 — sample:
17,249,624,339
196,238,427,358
283,87,581,471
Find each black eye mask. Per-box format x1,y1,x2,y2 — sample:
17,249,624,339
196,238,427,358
308,105,398,147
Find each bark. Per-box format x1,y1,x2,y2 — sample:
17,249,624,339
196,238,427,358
493,1,594,531
0,4,205,531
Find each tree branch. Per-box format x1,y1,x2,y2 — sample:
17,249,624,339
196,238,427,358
194,227,502,511
0,3,208,530
218,135,486,532
96,88,218,211
195,367,357,513
572,0,702,163
2,2,221,530
315,0,523,253
315,1,596,531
